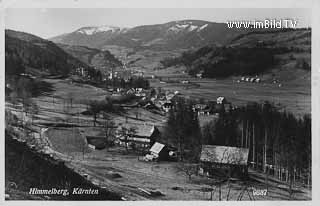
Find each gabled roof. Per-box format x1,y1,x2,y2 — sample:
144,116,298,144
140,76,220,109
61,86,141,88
119,124,156,138
200,145,249,165
150,142,165,154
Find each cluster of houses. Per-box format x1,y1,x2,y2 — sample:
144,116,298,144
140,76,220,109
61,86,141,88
111,87,147,97
144,87,233,115
238,76,261,83
119,126,250,177
142,142,250,178
105,70,133,81
75,67,91,79
192,97,232,116
84,106,248,178
75,66,136,83
151,91,180,112
86,121,250,177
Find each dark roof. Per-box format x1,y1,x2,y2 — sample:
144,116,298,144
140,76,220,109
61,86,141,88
200,145,249,165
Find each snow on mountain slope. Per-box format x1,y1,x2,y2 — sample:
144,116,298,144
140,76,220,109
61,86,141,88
50,20,247,50
198,24,208,31
75,26,127,35
167,22,208,33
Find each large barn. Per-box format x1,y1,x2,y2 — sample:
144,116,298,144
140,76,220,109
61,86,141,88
199,145,249,178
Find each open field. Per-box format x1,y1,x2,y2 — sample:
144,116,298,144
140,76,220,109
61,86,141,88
146,67,311,117
46,127,88,154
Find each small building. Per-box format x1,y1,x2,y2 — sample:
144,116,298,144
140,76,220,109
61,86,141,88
162,101,173,112
196,73,203,78
196,71,204,78
135,88,143,93
86,136,108,150
149,142,169,161
217,96,227,104
126,88,136,94
88,144,96,150
199,145,249,178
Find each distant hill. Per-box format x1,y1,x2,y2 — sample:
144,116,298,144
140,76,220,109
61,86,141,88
161,28,311,80
56,43,122,73
5,29,93,76
50,26,128,49
50,20,249,51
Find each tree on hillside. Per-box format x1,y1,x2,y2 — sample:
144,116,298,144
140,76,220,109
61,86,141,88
88,100,103,127
67,92,75,108
202,111,238,147
176,163,199,181
102,114,116,149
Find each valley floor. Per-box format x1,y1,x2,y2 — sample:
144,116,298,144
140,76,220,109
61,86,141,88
5,77,311,200
146,67,311,117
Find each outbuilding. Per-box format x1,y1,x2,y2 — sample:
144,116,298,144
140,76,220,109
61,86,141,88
199,145,249,178
149,142,169,161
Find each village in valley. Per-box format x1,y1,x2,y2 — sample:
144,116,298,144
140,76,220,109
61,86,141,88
5,8,312,201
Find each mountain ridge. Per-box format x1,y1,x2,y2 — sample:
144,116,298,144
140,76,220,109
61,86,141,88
49,20,250,50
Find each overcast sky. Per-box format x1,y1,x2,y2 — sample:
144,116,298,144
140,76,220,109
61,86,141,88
5,8,311,39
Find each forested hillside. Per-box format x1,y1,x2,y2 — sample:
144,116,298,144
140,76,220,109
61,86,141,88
5,30,93,76
161,28,311,78
56,44,122,73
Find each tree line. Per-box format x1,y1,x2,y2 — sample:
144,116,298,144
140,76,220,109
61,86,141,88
164,98,311,187
160,43,310,78
103,76,150,90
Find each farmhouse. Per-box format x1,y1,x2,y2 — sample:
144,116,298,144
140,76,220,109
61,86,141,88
118,124,160,149
199,145,249,178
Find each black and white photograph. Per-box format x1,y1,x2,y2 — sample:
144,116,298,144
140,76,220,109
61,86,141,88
2,0,318,203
